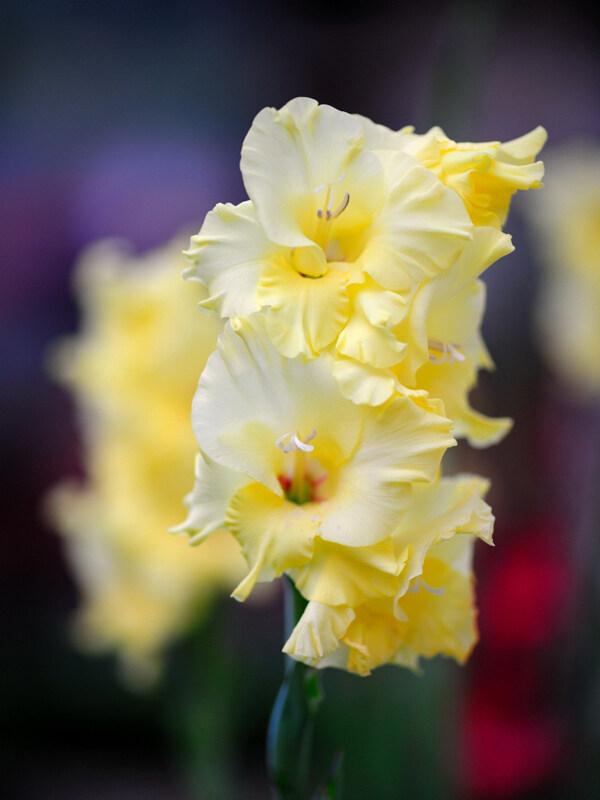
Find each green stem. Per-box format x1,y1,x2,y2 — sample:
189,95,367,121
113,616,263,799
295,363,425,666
267,577,324,799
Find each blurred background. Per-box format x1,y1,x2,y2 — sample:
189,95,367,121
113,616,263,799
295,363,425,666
1,0,599,797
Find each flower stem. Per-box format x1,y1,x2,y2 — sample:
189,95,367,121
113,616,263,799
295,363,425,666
267,576,324,799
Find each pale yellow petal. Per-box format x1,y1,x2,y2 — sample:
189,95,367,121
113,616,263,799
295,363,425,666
289,535,399,607
332,356,396,407
226,483,316,600
415,358,513,448
397,538,478,663
169,451,252,544
317,397,455,547
354,114,406,150
283,601,355,665
336,309,407,368
500,125,547,163
342,599,406,675
361,150,473,291
453,404,514,448
353,279,411,327
184,201,284,318
257,255,349,359
392,475,494,598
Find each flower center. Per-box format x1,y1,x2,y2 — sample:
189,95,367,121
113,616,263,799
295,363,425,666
275,429,327,504
428,339,466,365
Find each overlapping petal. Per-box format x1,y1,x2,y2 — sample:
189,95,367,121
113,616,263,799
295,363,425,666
359,150,473,291
283,475,492,674
336,226,515,447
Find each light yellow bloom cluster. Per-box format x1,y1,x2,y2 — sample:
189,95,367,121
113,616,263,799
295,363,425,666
525,143,600,395
49,239,246,685
179,99,545,674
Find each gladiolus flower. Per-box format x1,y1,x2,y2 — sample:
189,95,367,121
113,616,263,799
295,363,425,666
174,312,456,608
185,97,473,361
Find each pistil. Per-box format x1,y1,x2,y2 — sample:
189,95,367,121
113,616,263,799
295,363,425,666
276,430,317,505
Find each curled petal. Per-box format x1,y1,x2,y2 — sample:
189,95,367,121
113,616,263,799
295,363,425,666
283,601,355,665
396,536,479,663
170,451,251,544
184,201,283,319
393,474,494,600
226,483,317,600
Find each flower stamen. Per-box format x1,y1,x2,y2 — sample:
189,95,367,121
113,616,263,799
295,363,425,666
407,577,446,596
428,339,467,365
275,429,317,453
313,174,350,221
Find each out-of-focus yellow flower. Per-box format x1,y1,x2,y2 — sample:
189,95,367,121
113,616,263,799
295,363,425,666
185,97,473,361
174,313,456,605
283,475,493,675
525,143,600,395
359,116,547,228
48,239,246,685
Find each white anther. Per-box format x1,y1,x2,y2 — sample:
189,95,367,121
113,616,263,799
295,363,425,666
421,578,445,596
328,192,350,220
275,430,317,454
428,339,466,365
447,343,466,363
407,577,446,596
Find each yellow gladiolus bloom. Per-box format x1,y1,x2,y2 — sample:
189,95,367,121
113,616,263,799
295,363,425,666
283,475,493,675
359,115,547,229
185,97,473,361
174,313,456,606
48,238,246,685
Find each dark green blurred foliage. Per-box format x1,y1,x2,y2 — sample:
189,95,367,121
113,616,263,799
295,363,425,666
314,660,460,800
